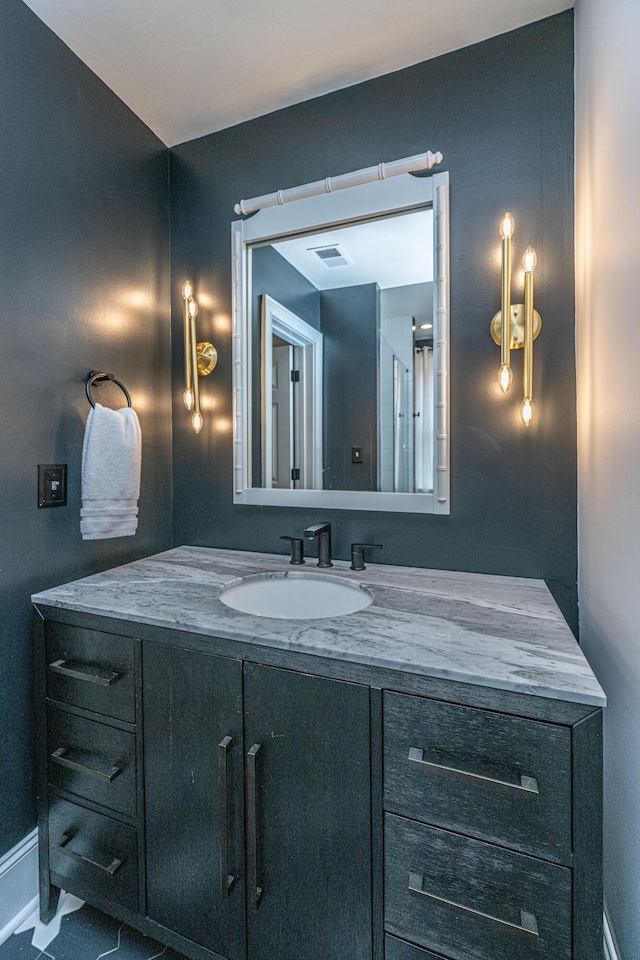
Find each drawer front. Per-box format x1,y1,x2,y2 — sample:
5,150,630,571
384,814,571,960
385,934,445,960
49,797,138,911
46,622,135,722
384,692,572,863
47,708,136,817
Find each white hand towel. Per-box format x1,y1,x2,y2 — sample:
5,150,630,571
81,402,142,540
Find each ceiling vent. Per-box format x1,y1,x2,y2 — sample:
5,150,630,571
308,244,352,268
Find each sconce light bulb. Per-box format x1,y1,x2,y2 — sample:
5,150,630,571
498,363,513,393
182,280,193,300
420,323,433,330
192,410,203,433
183,387,194,411
499,212,515,239
523,245,537,273
188,297,198,318
521,397,533,427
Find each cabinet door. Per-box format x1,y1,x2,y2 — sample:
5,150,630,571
243,663,372,960
144,643,245,959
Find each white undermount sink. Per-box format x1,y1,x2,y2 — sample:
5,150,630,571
218,571,373,620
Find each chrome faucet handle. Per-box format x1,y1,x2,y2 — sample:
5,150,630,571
280,536,305,565
350,543,382,571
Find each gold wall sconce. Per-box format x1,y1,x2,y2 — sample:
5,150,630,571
181,280,217,433
490,213,542,426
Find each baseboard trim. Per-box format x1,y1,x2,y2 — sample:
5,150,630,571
0,829,39,947
604,908,621,960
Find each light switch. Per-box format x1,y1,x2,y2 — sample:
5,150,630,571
38,464,68,508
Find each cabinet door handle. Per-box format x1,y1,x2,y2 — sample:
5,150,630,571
408,872,539,939
247,743,263,911
57,832,123,877
50,746,122,783
407,748,539,796
219,736,235,897
49,659,120,686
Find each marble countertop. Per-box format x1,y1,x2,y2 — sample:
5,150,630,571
32,546,605,706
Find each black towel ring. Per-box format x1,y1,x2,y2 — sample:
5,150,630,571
85,371,132,409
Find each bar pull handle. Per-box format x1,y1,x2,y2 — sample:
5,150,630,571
57,832,123,877
50,747,122,783
219,736,235,896
407,748,539,796
49,659,120,687
408,872,539,939
247,743,263,910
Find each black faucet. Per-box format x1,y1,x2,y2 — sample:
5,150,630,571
280,535,305,565
350,543,382,571
304,522,332,568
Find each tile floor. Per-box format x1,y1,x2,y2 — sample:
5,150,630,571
0,899,188,960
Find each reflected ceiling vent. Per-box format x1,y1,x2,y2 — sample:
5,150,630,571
308,244,352,268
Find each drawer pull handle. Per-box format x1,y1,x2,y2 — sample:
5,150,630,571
50,747,122,783
407,748,539,796
49,659,120,686
219,736,235,897
58,832,123,877
247,743,263,911
408,872,539,939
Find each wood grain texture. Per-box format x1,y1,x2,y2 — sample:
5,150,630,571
384,691,572,864
385,933,450,960
48,796,138,912
384,814,572,960
47,707,136,817
143,642,245,960
45,622,136,723
244,662,372,960
572,710,603,960
371,688,385,960
34,610,60,924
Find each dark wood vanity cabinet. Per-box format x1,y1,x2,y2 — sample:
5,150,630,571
143,642,372,960
35,610,602,960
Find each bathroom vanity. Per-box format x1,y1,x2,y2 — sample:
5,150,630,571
32,547,605,960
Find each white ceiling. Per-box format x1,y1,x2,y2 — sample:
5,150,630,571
22,0,573,146
273,210,433,291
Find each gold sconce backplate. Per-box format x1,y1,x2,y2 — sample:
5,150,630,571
490,305,542,349
197,342,218,376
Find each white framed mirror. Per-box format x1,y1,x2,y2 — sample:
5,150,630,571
231,168,450,514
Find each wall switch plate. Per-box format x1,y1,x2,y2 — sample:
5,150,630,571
38,464,67,508
352,446,363,464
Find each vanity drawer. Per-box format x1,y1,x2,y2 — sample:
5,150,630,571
384,813,571,960
383,691,572,864
47,707,136,817
46,622,135,722
385,934,445,960
49,797,138,911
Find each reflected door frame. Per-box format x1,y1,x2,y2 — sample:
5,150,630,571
261,295,323,490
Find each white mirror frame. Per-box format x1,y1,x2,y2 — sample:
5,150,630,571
231,170,450,514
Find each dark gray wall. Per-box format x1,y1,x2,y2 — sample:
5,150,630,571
169,12,577,631
0,0,172,854
321,284,379,491
250,245,320,484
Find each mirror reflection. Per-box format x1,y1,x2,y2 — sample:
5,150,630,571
250,208,434,494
